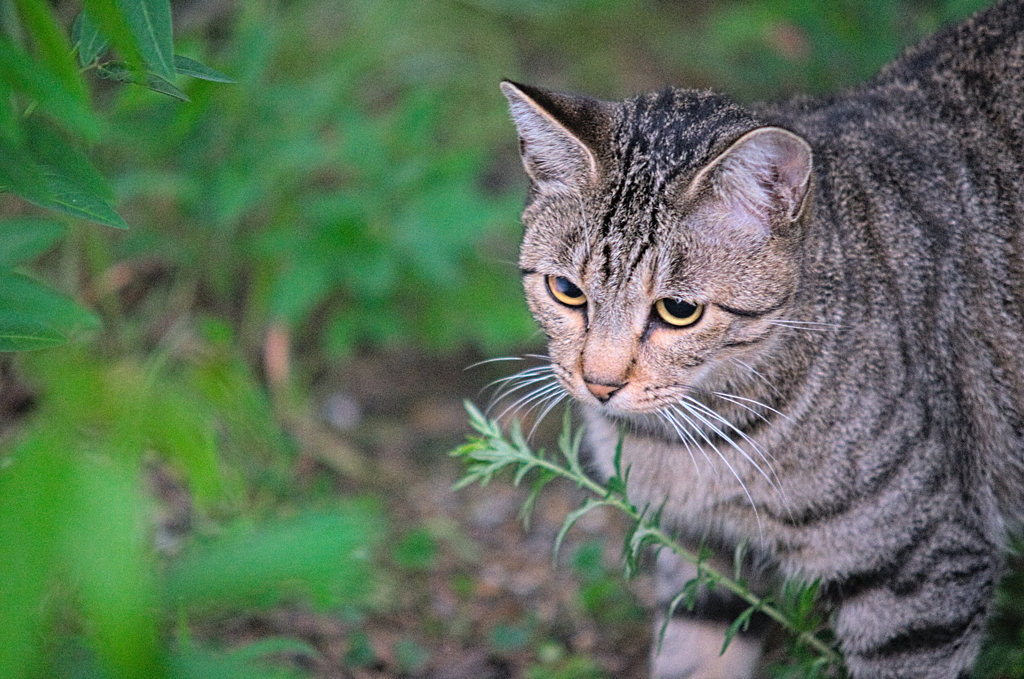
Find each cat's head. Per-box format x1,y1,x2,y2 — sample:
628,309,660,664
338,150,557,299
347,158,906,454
501,81,813,417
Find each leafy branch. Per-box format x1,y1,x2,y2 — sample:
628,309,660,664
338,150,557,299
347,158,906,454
452,402,844,673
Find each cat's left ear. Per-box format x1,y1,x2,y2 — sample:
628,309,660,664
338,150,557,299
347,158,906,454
500,80,607,191
684,126,813,235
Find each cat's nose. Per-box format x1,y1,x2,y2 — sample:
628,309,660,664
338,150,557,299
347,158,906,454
585,381,624,402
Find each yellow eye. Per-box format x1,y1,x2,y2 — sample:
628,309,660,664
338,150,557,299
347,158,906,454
547,275,587,307
655,298,704,327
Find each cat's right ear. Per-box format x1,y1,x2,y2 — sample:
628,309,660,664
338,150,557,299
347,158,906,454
500,81,604,191
683,126,813,238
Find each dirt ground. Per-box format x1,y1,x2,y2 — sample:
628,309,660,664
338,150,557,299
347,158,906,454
199,347,657,678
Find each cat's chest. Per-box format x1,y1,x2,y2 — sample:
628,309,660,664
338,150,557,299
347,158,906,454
581,406,968,580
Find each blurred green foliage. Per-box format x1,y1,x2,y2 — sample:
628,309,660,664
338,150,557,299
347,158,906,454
95,0,993,360
0,0,1004,677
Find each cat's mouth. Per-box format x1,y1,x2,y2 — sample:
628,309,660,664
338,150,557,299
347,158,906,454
570,366,716,415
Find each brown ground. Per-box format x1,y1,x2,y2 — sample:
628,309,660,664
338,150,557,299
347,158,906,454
195,347,656,678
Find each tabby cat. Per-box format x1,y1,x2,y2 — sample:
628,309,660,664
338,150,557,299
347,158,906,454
499,1,1024,677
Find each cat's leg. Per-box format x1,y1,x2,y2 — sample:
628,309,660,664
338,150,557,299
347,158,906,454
649,550,769,679
832,514,1000,679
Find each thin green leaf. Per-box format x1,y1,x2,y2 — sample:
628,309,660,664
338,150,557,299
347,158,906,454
0,37,98,139
721,605,758,655
0,311,65,351
26,116,116,201
556,404,578,469
65,454,165,678
0,78,24,146
95,60,134,82
72,11,110,66
13,0,88,104
0,271,101,341
733,539,749,583
0,217,66,267
508,418,529,455
553,497,613,566
0,433,74,678
462,400,493,439
604,473,628,498
95,61,190,101
627,524,662,561
657,578,701,652
0,138,51,204
142,72,190,101
82,0,144,72
174,54,234,83
511,458,538,486
119,0,174,81
43,173,127,229
143,386,221,505
518,468,556,529
607,447,632,497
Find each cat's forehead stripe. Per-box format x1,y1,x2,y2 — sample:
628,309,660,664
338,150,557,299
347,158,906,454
587,89,763,285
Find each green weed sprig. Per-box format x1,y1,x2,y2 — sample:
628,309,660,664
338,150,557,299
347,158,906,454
452,403,844,674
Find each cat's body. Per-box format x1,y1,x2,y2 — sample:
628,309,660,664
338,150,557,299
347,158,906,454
500,1,1024,677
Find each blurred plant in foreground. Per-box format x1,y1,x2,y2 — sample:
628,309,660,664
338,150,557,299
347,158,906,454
0,3,385,678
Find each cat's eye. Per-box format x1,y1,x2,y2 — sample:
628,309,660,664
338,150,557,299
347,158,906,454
547,275,587,307
655,298,704,327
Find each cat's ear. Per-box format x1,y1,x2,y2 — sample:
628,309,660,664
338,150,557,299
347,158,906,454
500,80,605,191
685,126,813,236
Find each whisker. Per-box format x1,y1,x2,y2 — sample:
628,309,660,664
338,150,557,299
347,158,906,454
484,365,556,393
663,406,724,482
486,382,554,415
494,379,564,424
669,402,762,533
522,353,555,362
767,319,841,334
527,392,569,438
464,356,526,371
770,318,842,328
709,390,792,423
677,396,779,491
731,358,783,398
657,408,714,483
485,366,558,405
677,397,792,520
681,393,796,524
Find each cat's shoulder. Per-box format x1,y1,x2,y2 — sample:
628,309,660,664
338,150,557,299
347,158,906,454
875,0,1024,85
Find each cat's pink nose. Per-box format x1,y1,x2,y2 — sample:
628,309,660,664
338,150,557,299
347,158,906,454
585,381,623,402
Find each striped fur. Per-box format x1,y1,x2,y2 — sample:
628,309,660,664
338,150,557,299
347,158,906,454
501,1,1024,676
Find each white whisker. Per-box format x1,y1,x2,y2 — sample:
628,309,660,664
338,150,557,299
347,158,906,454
669,402,762,532
495,379,564,424
710,390,791,423
664,405,726,481
731,358,783,398
658,408,715,483
464,356,527,371
767,318,841,333
527,392,569,438
485,366,558,405
485,365,556,393
678,395,779,488
771,318,842,328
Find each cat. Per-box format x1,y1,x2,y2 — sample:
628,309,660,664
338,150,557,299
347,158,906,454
498,0,1024,677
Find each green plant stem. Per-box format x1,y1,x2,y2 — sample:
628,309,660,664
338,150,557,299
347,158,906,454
534,452,838,662
455,405,842,667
